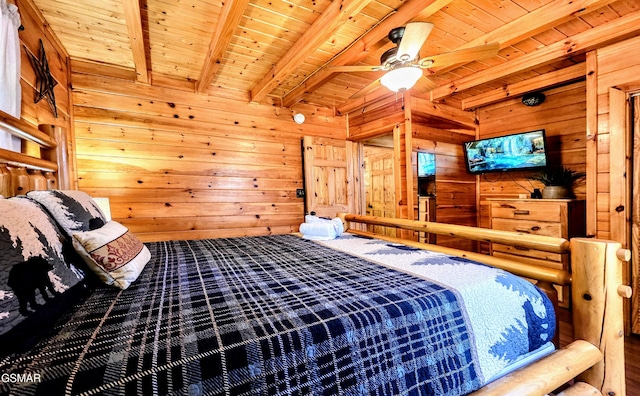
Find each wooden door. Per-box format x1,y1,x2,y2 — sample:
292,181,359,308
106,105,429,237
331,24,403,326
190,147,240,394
632,95,640,333
303,136,358,219
364,146,395,236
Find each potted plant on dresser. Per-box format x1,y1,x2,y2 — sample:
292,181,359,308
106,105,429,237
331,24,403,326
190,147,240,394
531,166,586,199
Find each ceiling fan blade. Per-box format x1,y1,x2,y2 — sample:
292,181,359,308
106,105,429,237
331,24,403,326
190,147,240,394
412,75,438,94
329,65,384,73
419,42,499,69
350,78,383,99
397,22,434,61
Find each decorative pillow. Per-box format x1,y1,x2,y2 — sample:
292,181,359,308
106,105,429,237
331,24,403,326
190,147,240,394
0,197,87,353
26,190,107,236
72,221,151,290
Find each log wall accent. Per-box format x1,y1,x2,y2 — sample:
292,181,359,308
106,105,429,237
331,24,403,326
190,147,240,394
71,73,345,242
476,82,587,227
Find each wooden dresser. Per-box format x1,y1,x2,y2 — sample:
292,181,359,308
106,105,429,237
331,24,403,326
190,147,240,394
487,198,586,306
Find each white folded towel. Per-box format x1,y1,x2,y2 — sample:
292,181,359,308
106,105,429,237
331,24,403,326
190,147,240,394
304,215,328,223
300,222,337,240
300,216,344,240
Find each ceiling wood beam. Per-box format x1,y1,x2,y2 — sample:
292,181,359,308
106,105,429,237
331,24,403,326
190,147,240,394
71,59,138,81
281,0,452,108
411,96,476,130
462,63,586,110
122,0,148,84
462,0,619,51
249,0,374,104
196,0,251,94
431,10,640,101
427,0,618,80
337,90,395,116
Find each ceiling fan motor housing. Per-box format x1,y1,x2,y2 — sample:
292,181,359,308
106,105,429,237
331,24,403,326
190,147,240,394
382,27,405,67
388,26,405,44
380,47,398,68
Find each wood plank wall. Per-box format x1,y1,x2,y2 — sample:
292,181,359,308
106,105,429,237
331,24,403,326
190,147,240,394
70,73,345,242
476,81,587,227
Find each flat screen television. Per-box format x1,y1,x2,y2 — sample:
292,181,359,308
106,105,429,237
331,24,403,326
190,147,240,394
417,152,435,177
417,152,436,196
463,129,548,174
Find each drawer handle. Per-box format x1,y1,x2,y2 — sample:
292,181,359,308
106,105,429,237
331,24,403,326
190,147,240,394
513,210,530,215
514,226,541,233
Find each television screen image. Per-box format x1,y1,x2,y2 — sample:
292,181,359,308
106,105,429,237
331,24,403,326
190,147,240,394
417,152,435,177
463,129,548,174
417,152,436,196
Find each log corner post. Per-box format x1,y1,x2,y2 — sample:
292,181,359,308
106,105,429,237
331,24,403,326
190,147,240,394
571,237,631,396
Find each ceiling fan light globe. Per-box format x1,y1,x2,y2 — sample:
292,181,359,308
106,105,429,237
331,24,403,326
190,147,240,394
380,67,422,92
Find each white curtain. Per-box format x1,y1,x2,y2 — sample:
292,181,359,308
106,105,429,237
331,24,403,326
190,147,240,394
0,0,21,152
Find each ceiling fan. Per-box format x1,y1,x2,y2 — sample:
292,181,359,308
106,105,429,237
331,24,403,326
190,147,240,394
331,22,500,99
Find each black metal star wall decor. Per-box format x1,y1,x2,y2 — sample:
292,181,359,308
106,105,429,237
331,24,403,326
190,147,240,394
25,39,58,118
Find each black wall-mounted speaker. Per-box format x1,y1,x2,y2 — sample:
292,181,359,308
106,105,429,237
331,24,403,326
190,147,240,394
522,92,546,106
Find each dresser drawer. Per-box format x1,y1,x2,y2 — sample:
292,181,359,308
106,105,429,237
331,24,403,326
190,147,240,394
490,201,563,222
491,217,562,237
492,243,563,264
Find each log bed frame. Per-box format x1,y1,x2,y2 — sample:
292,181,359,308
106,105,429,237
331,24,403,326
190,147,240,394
337,213,631,396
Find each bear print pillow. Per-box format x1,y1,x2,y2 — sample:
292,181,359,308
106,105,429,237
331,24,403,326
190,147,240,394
0,197,86,352
26,190,107,236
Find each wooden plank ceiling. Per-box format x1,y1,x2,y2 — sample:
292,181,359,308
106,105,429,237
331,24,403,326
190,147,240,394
30,0,640,113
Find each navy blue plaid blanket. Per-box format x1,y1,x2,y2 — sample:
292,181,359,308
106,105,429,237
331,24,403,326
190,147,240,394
0,234,554,395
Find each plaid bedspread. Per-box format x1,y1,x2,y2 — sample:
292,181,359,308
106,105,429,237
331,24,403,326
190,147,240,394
0,234,553,395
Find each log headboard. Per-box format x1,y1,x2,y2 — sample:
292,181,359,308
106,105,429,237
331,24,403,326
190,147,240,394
0,108,70,196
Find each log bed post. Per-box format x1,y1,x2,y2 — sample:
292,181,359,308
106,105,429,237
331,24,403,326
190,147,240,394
571,238,631,396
